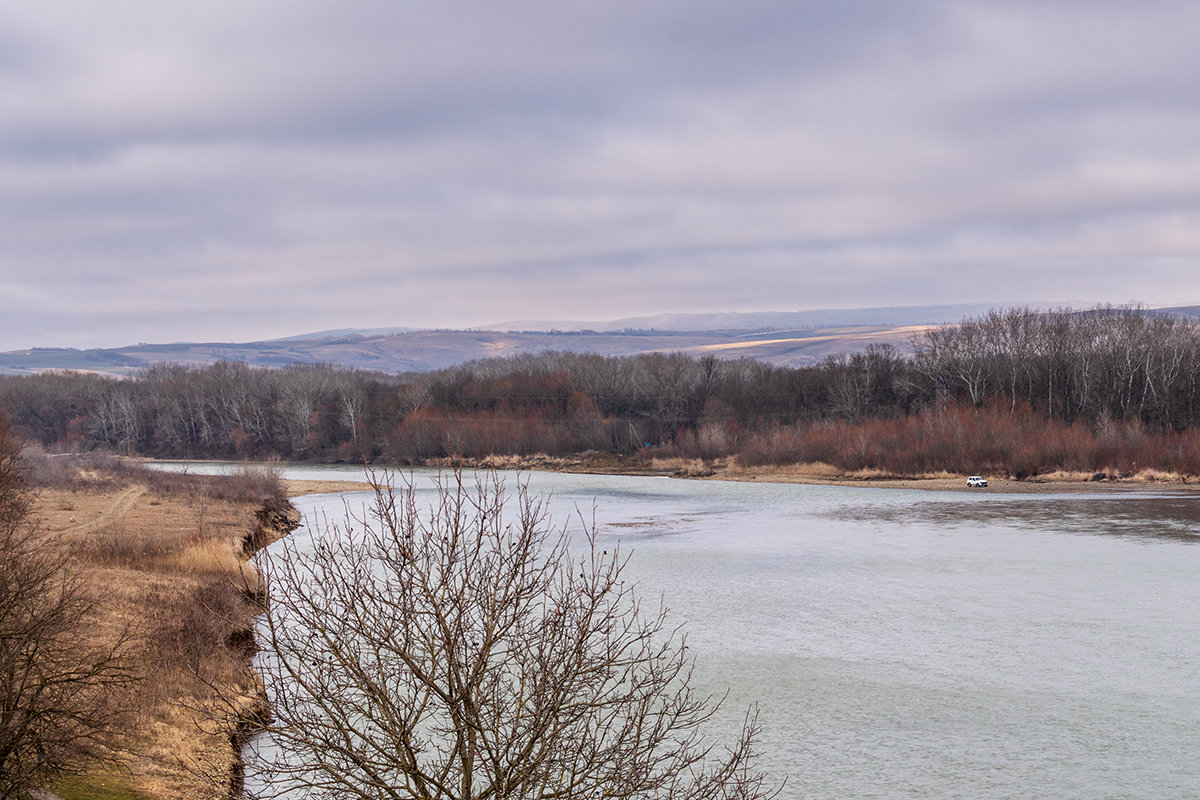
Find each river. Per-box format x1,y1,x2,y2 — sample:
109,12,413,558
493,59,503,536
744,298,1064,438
193,464,1200,799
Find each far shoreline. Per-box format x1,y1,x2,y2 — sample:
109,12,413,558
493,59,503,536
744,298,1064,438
281,454,1200,498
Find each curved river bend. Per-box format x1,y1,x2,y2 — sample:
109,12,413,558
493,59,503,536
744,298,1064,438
221,466,1200,800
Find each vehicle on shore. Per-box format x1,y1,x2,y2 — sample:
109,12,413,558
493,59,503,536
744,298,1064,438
967,476,988,487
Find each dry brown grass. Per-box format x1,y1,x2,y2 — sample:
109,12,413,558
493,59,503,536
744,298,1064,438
838,467,962,481
649,457,717,477
28,462,293,800
724,459,842,479
23,448,287,506
722,459,973,483
1027,469,1103,483
425,452,584,472
1129,468,1187,483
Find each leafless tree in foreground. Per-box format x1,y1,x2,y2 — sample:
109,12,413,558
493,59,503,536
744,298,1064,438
0,414,138,798
247,470,780,800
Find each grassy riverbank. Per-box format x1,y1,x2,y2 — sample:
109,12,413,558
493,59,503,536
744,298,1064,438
25,456,297,799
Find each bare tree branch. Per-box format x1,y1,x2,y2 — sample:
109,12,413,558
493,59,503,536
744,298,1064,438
245,469,781,800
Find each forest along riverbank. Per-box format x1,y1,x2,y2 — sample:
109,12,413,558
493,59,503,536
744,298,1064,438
27,456,297,800
12,308,1200,479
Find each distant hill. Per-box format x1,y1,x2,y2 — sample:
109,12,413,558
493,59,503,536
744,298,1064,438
478,304,1005,333
0,326,928,376
1159,305,1200,320
0,302,1077,376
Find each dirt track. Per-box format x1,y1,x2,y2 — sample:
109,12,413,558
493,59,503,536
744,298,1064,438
52,485,148,535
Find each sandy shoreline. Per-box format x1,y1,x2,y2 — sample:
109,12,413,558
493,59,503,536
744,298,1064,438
698,472,1196,494
284,477,375,496
284,465,1200,497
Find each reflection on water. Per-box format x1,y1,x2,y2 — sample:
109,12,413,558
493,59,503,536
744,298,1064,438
220,465,1200,799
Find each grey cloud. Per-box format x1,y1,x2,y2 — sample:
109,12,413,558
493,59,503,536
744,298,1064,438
3,1,924,147
2,1,1200,350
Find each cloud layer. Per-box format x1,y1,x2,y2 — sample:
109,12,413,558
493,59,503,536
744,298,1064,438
3,0,1200,349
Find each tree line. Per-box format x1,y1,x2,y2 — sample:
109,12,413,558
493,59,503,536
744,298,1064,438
4,306,1200,476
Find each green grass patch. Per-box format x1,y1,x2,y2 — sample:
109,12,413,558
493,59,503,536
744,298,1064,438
53,774,155,800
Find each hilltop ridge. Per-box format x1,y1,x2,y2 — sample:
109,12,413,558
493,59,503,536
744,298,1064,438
0,302,1146,377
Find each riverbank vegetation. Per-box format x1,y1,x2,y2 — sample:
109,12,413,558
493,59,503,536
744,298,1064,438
0,417,295,799
5,305,1200,480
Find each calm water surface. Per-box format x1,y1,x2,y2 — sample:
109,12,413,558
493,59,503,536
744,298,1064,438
225,465,1200,799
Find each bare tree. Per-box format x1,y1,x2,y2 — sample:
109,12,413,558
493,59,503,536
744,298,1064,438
336,377,368,447
0,414,139,797
246,470,780,800
823,354,869,421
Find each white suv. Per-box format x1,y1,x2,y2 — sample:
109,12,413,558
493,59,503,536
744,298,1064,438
966,476,988,487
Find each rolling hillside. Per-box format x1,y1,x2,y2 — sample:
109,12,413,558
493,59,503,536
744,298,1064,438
0,327,925,376
0,303,1054,376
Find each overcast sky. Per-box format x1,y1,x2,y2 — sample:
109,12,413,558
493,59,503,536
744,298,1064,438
2,0,1200,350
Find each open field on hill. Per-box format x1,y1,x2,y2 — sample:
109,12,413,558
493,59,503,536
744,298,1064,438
0,323,928,376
